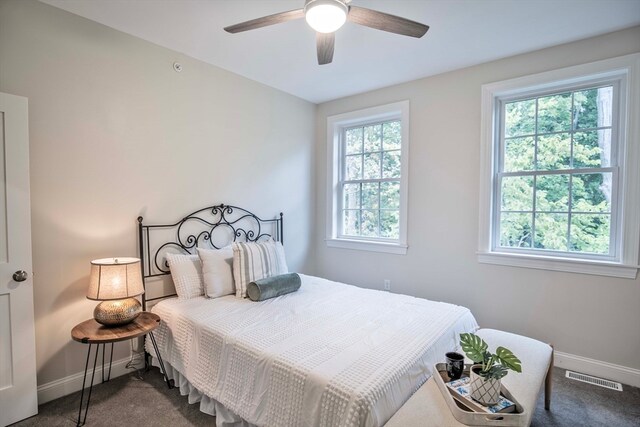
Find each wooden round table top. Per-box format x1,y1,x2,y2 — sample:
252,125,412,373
71,312,161,344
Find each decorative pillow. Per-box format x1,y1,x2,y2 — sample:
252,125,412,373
165,253,204,299
246,273,301,302
196,247,235,298
232,240,288,298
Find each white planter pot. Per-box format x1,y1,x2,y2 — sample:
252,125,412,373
469,364,501,405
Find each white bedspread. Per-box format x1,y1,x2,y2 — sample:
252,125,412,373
147,274,478,427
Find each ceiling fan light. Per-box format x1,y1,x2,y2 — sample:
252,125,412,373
304,0,348,33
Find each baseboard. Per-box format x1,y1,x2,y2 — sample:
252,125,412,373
37,356,134,405
555,351,640,388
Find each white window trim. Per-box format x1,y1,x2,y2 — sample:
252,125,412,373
478,53,640,279
326,101,409,255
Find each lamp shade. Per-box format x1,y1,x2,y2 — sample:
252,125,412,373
87,257,144,301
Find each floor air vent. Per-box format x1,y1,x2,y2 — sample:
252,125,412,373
565,371,623,391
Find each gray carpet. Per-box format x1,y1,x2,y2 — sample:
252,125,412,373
11,367,640,426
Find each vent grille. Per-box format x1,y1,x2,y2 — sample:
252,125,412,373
565,371,623,391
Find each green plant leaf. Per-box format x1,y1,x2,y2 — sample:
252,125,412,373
495,346,522,373
486,365,509,380
484,351,493,365
460,333,489,363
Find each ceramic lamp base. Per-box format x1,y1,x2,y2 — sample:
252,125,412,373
94,297,141,326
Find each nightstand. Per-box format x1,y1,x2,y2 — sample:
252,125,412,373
71,312,173,427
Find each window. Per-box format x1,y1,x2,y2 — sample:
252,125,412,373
499,86,616,255
478,54,640,278
342,121,401,239
326,101,409,254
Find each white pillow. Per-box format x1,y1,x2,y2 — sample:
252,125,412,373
165,253,204,299
232,240,288,298
196,247,235,298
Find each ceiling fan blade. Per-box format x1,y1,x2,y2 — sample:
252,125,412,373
347,6,429,38
224,9,305,33
316,32,335,65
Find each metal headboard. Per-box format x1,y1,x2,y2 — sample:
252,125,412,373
137,203,283,310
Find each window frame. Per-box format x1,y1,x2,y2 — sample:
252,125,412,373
326,101,409,254
478,54,640,279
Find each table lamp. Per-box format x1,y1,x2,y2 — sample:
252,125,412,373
87,257,145,326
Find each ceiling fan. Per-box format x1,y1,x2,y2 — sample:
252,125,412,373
224,0,429,65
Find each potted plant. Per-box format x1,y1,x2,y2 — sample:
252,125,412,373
459,333,522,405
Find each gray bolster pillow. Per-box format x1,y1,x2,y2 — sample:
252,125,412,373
247,273,301,301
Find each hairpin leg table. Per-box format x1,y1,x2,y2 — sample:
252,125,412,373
71,312,173,427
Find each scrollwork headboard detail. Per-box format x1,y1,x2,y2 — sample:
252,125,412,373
137,203,283,309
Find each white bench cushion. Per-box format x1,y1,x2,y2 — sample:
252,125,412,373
384,328,553,427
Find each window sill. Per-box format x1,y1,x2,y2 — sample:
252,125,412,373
477,251,638,279
326,238,408,255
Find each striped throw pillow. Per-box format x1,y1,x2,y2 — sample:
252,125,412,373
232,240,288,298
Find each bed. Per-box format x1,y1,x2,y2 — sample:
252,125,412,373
138,204,478,427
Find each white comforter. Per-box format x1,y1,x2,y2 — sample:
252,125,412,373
148,274,478,427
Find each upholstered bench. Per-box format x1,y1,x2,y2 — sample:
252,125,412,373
385,329,553,427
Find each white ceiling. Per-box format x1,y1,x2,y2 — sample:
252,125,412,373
40,0,640,104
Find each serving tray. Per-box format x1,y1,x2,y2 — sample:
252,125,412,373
432,363,528,427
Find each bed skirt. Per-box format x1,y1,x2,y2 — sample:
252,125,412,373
151,357,256,427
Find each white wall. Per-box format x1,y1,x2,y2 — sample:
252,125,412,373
315,27,640,372
0,0,316,388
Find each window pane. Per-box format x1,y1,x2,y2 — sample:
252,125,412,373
573,129,611,168
500,212,532,248
361,210,378,237
505,99,536,137
380,210,400,239
383,121,401,150
345,127,363,154
534,213,568,251
574,86,613,129
345,154,362,180
501,176,533,211
572,173,612,213
382,150,401,178
570,214,610,254
363,152,381,179
495,83,619,259
343,210,360,236
537,133,571,170
504,136,535,172
364,125,382,152
537,93,572,133
343,183,360,209
536,174,569,212
380,181,400,209
362,183,379,209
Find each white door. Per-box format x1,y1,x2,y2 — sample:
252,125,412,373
0,93,37,426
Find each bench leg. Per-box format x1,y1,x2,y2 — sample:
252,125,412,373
545,345,554,410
